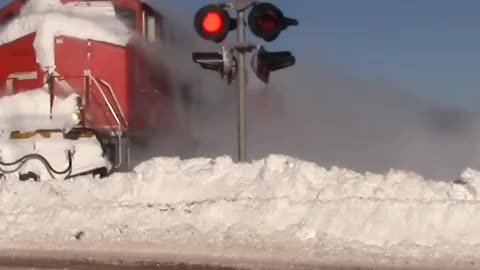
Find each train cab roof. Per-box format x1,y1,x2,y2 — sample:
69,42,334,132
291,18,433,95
0,0,153,31
0,0,194,51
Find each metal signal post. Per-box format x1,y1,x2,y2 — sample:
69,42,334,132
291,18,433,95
235,3,249,163
192,0,298,163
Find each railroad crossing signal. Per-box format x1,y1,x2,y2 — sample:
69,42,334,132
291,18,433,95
192,1,298,83
193,46,237,84
192,0,298,163
194,5,237,43
250,45,295,84
248,2,299,42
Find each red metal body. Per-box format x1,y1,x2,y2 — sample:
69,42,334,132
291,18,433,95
0,33,44,91
0,0,176,135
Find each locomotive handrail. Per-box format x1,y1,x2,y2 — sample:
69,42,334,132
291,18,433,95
96,78,128,128
90,76,125,169
90,76,123,130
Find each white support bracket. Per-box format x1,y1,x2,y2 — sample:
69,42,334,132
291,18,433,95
5,71,38,95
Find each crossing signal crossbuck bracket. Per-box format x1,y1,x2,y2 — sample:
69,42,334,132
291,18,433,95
192,0,298,163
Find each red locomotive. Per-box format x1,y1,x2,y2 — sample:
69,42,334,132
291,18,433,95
0,0,194,179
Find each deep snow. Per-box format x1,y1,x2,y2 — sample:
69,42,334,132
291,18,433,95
1,155,480,268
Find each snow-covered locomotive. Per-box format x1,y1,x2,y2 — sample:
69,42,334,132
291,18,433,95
0,0,193,180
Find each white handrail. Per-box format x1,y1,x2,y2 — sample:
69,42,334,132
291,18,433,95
97,78,128,128
90,76,122,130
90,76,126,169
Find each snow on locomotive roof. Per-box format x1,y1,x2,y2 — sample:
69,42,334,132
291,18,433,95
19,0,117,16
0,0,133,70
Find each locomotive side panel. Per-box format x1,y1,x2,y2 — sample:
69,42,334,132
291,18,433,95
0,33,44,95
89,40,130,130
54,36,130,131
126,42,178,137
53,35,90,101
126,43,148,133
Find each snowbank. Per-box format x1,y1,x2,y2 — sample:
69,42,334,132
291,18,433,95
0,0,132,70
2,155,480,266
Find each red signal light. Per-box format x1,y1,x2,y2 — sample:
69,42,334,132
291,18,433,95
260,18,277,33
203,12,224,33
248,3,298,42
194,5,236,43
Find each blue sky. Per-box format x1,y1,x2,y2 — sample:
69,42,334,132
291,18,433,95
2,0,479,110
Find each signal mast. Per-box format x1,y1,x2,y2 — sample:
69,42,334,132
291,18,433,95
192,0,298,162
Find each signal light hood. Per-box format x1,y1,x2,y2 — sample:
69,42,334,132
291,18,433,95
248,2,298,42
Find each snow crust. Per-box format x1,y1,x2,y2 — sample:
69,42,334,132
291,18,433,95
2,155,480,266
0,89,79,133
0,0,133,71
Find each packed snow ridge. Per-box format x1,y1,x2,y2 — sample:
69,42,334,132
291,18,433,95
2,154,480,265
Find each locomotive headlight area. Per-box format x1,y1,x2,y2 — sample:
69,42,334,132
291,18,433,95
0,132,111,181
0,89,112,181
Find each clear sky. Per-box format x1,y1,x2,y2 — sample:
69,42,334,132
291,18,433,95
1,0,479,110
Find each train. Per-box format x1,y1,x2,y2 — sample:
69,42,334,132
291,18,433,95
0,0,196,180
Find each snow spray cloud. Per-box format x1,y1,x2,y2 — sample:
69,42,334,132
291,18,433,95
248,65,480,180
132,2,480,180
